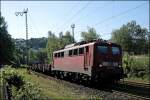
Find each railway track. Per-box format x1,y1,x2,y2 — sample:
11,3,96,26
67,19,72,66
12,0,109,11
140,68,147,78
111,90,150,100
31,70,150,100
114,80,150,98
120,80,150,88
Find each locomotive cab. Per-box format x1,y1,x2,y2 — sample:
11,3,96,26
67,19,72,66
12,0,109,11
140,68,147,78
92,41,124,82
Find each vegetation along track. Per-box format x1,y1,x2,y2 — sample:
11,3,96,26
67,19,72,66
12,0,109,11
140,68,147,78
0,68,12,100
31,70,150,100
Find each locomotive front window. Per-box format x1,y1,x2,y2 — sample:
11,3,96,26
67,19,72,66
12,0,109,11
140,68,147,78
97,46,108,54
112,47,120,54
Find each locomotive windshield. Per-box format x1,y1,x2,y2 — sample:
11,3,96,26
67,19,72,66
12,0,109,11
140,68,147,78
112,47,120,55
97,46,108,54
97,45,120,55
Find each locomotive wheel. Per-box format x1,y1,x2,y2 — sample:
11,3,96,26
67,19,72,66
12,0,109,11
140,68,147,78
63,72,68,80
59,71,64,79
71,73,76,82
54,71,57,78
85,75,90,86
50,71,54,77
68,72,72,81
81,75,90,85
56,71,61,79
78,74,84,84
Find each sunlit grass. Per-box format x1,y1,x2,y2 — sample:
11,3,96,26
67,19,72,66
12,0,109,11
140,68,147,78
16,68,102,99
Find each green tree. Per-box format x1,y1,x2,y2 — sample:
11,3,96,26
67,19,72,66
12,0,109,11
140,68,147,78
0,15,15,64
14,37,48,65
37,49,48,64
111,25,132,52
61,31,74,46
111,21,148,54
29,49,38,64
28,37,47,49
46,31,59,63
81,27,100,41
58,32,64,48
46,31,74,63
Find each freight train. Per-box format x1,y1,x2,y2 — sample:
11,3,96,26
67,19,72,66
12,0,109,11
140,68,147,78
30,39,125,84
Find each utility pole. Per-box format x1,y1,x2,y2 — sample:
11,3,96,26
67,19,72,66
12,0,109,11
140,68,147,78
71,24,75,43
15,8,29,66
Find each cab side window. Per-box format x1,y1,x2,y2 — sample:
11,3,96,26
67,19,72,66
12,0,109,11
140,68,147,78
58,53,60,57
79,48,84,54
69,50,72,56
61,52,64,57
54,53,57,58
86,46,89,52
73,49,78,55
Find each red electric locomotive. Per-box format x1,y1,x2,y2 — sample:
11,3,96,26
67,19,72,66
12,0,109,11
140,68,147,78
51,39,124,83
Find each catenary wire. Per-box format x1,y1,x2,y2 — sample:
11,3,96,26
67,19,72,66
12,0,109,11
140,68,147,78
52,1,81,32
93,2,147,26
55,1,91,33
28,13,40,37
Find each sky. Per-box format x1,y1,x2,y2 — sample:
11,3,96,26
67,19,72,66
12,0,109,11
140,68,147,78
1,1,149,41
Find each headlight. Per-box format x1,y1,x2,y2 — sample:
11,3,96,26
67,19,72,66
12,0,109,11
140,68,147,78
118,65,122,67
99,64,103,67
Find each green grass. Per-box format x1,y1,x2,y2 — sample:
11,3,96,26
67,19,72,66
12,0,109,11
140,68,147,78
22,69,101,99
3,67,102,100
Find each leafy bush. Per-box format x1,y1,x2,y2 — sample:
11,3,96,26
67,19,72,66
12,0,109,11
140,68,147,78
20,64,28,68
6,74,24,89
138,71,145,79
12,82,45,100
123,54,149,80
2,66,46,99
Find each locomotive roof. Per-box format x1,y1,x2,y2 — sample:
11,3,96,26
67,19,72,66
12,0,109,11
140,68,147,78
53,40,120,53
53,42,95,53
54,39,120,53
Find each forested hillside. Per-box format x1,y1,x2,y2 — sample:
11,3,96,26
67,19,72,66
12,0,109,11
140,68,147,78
14,37,48,65
15,37,47,50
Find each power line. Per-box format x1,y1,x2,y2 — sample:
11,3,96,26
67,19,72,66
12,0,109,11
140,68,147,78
73,1,113,25
91,2,148,40
28,13,40,36
93,2,147,26
73,2,147,41
65,1,91,23
55,1,91,33
52,1,80,32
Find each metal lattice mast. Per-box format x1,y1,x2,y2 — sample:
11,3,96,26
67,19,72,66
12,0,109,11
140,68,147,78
15,8,29,65
71,24,75,43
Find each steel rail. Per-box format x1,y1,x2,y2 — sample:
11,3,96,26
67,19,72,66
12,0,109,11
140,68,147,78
119,80,150,88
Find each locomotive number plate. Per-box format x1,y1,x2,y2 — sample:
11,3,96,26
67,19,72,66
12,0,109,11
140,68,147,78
102,62,118,66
